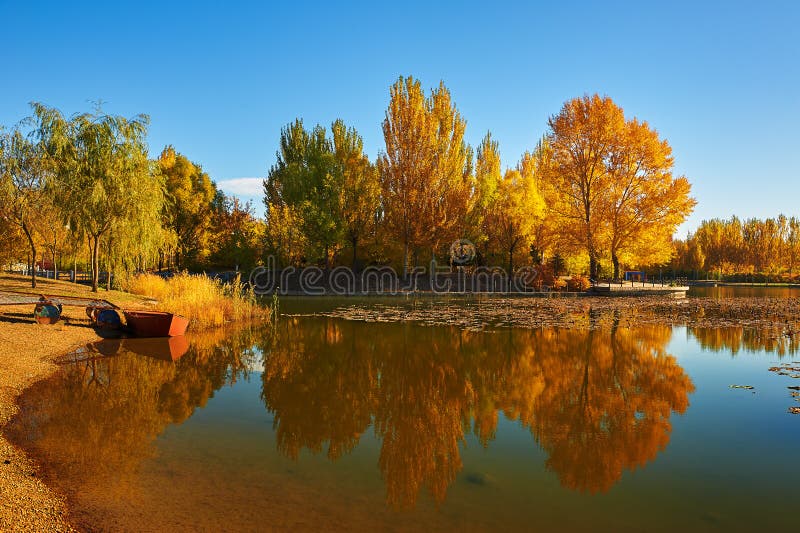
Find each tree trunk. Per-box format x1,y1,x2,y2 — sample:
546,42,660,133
91,235,99,292
589,255,599,280
22,222,36,289
351,236,358,270
403,240,409,280
612,252,620,281
52,242,58,281
106,235,113,291
508,248,514,279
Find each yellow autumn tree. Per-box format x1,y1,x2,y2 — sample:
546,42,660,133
483,167,545,275
544,95,623,278
544,94,694,279
379,76,472,275
471,132,502,258
332,119,380,268
607,118,695,278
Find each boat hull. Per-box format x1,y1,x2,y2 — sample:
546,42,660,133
123,311,189,337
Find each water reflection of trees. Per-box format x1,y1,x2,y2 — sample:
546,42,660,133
688,326,800,356
260,318,694,507
8,324,264,492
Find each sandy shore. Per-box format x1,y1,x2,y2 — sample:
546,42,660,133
0,303,98,532
0,274,150,532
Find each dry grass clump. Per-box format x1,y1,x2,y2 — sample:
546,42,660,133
567,275,591,292
124,272,265,329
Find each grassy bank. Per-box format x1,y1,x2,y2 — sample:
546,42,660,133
123,272,266,328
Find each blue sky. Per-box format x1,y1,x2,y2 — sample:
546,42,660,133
1,0,798,234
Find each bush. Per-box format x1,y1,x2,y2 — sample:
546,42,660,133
124,272,265,329
552,277,567,291
566,275,591,292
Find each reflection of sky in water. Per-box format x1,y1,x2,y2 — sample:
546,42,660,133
8,318,800,532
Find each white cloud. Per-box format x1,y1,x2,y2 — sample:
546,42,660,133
217,177,263,196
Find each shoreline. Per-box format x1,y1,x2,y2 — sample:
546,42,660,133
0,303,98,532
0,274,154,532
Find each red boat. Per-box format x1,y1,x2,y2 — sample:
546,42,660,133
123,310,189,337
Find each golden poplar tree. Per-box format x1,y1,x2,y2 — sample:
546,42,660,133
483,168,545,275
332,119,380,268
471,132,502,257
545,95,623,278
379,76,472,275
607,118,695,278
545,95,694,279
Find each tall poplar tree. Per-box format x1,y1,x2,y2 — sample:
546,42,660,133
332,119,380,268
378,76,473,275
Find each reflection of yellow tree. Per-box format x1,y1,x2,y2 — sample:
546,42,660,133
7,323,264,493
260,318,377,461
530,324,693,494
373,326,476,508
689,326,800,357
260,317,694,506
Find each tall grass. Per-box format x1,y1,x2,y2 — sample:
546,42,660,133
123,272,266,329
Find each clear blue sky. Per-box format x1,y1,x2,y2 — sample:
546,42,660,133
2,0,798,234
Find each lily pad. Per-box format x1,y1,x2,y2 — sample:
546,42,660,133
730,385,754,390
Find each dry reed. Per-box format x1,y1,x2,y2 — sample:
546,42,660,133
123,272,266,329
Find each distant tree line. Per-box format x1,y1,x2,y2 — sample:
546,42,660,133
671,215,800,281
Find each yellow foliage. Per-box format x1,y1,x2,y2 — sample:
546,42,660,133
566,275,591,291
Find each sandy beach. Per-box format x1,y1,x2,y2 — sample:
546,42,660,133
0,275,148,531
0,302,95,532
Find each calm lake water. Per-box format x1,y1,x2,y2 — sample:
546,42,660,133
688,285,800,298
7,299,800,532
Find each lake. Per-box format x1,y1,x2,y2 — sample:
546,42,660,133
7,299,800,532
688,285,800,298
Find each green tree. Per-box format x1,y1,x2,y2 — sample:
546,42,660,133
332,119,380,268
265,120,344,268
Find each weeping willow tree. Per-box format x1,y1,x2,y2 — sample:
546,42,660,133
33,103,166,291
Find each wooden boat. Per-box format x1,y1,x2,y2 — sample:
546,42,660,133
123,310,189,337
